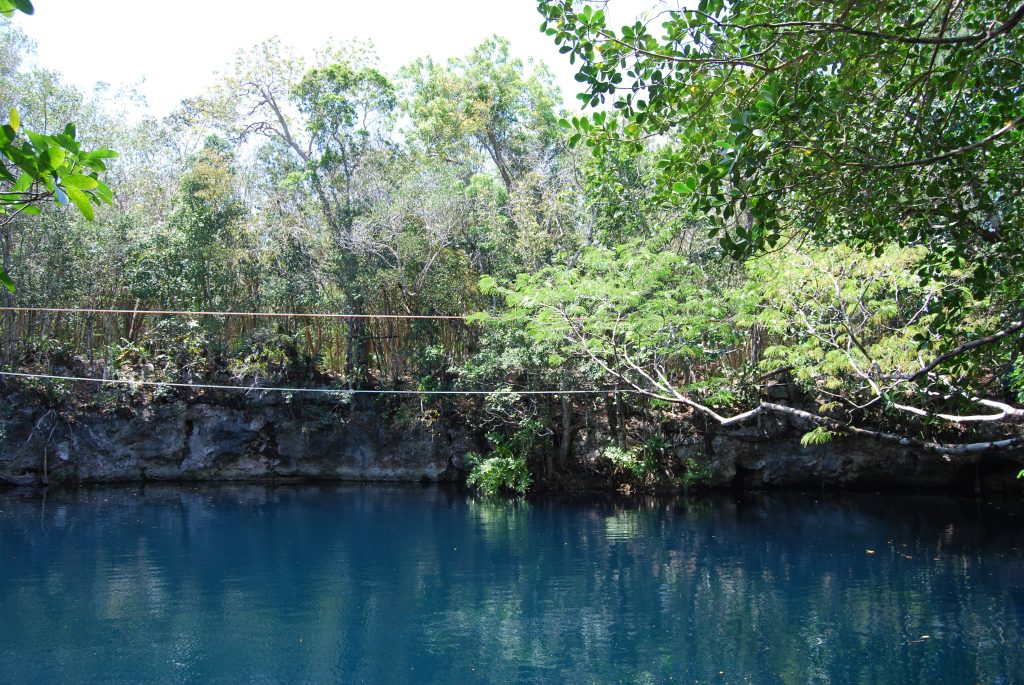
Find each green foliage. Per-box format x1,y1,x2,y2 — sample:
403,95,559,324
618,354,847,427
293,60,396,231
228,329,309,384
0,0,32,17
466,448,531,497
0,108,117,290
603,445,658,482
800,427,836,448
0,8,119,292
1010,361,1024,405
681,458,712,489
465,420,544,496
747,242,1006,418
402,36,561,190
603,443,710,490
15,376,72,407
538,0,1023,312
465,452,531,496
481,236,749,410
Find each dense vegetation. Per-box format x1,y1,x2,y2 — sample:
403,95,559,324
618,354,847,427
1,0,1022,494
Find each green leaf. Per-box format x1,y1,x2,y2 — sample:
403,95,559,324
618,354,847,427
81,158,107,173
94,180,114,204
0,266,14,293
51,133,79,152
25,130,49,152
14,155,38,177
63,174,99,190
87,149,118,159
672,176,698,195
11,172,31,193
8,107,19,132
800,427,835,447
64,186,94,220
39,147,66,171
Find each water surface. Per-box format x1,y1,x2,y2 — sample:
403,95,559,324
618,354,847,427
1,485,1021,684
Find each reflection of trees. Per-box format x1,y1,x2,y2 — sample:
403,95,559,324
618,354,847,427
0,488,1020,683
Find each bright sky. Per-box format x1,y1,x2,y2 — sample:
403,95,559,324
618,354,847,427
14,0,657,117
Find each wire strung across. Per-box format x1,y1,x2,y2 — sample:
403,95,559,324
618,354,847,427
0,371,621,396
0,307,470,320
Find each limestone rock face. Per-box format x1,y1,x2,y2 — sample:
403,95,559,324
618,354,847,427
0,396,466,484
679,432,1020,491
1,394,1019,490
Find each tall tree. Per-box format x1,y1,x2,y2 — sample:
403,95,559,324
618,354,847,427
402,36,561,191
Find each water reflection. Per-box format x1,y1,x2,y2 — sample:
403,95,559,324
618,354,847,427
0,485,1021,684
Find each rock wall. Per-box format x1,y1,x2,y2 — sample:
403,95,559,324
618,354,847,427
1,394,1021,490
677,423,1024,492
0,395,471,484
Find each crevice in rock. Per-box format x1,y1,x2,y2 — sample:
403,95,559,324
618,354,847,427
732,462,757,491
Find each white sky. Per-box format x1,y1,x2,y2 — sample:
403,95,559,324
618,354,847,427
13,0,657,117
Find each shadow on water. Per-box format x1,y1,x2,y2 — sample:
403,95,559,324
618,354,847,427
1,483,1022,684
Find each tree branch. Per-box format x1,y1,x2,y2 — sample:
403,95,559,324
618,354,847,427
845,115,1024,169
890,319,1024,382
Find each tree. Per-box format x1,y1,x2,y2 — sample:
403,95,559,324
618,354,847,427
539,0,1023,290
532,0,1024,452
292,59,397,229
402,36,561,191
486,236,1024,454
188,39,400,383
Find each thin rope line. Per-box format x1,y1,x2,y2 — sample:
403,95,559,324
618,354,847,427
0,371,621,396
0,307,469,320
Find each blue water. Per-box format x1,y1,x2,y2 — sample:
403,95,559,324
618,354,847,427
0,486,1021,684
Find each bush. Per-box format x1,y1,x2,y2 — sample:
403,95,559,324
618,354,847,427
465,450,531,497
602,445,660,484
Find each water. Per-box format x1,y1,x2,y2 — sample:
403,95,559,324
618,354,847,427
0,486,1021,684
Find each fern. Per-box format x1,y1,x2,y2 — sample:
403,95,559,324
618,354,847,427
800,426,836,447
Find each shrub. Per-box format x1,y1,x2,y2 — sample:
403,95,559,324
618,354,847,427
465,450,531,497
603,445,660,484
465,424,538,496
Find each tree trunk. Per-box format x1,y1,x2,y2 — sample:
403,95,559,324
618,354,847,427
559,395,573,470
484,128,514,192
615,390,627,450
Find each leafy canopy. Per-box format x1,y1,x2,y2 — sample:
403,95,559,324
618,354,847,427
538,0,1023,294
